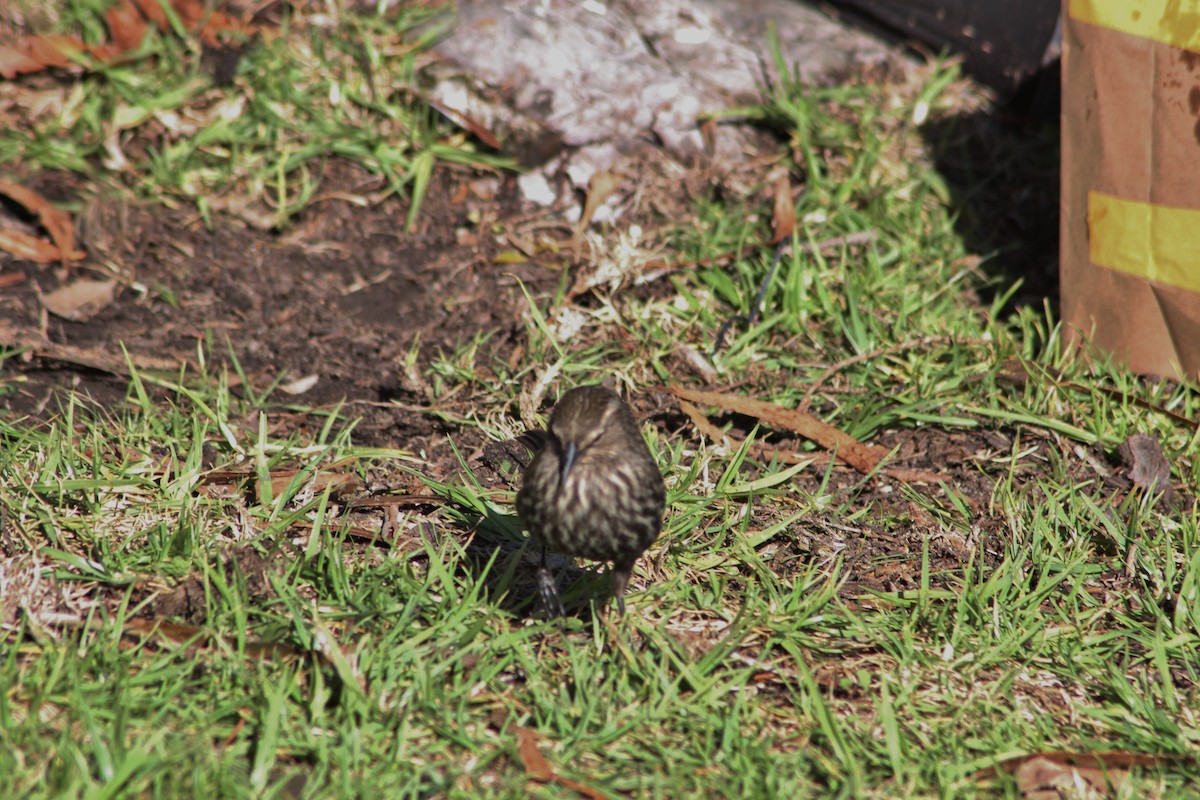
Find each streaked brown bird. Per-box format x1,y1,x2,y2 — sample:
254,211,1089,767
517,385,666,617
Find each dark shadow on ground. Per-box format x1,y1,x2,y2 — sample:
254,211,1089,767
919,68,1061,313
458,504,608,623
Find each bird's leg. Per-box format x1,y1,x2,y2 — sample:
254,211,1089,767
609,561,634,617
537,544,565,618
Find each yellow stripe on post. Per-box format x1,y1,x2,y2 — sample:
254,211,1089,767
1088,191,1200,293
1069,0,1200,51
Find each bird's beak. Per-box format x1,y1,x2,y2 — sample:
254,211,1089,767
559,441,578,486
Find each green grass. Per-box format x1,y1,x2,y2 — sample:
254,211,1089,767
3,9,1200,798
0,1,508,229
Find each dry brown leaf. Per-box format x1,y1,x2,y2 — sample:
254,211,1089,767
41,278,117,321
0,181,84,264
670,385,889,473
0,0,253,80
122,618,211,646
573,171,623,242
269,470,362,499
699,116,718,153
771,171,796,244
0,35,80,78
883,467,950,484
515,725,554,781
1117,432,1175,506
131,0,172,29
0,321,182,374
979,750,1191,797
105,0,151,53
0,230,62,263
513,725,606,799
670,385,950,483
133,0,251,46
1014,755,1115,799
678,399,730,446
194,468,366,516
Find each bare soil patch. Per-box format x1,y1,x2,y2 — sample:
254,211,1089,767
1,165,542,460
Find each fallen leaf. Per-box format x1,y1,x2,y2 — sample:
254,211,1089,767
0,0,253,80
271,470,361,499
280,374,320,395
1117,433,1174,506
101,122,131,172
678,399,730,446
515,726,554,782
132,0,251,46
881,466,951,483
41,278,117,321
1016,755,1114,799
0,322,182,374
0,35,80,78
0,230,62,263
670,385,889,473
573,171,623,242
770,171,796,244
513,725,606,799
105,0,151,52
670,385,948,483
978,751,1191,798
0,181,85,264
699,115,718,152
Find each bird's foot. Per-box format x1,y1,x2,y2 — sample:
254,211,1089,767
537,565,566,618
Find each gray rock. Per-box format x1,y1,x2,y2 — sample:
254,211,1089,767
429,0,894,201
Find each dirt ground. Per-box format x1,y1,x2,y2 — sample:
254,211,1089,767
2,163,532,454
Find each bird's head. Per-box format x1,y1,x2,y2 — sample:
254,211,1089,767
546,385,627,483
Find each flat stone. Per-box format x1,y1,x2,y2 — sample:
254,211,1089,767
429,0,894,197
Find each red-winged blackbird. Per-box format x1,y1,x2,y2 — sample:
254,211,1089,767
517,385,666,616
